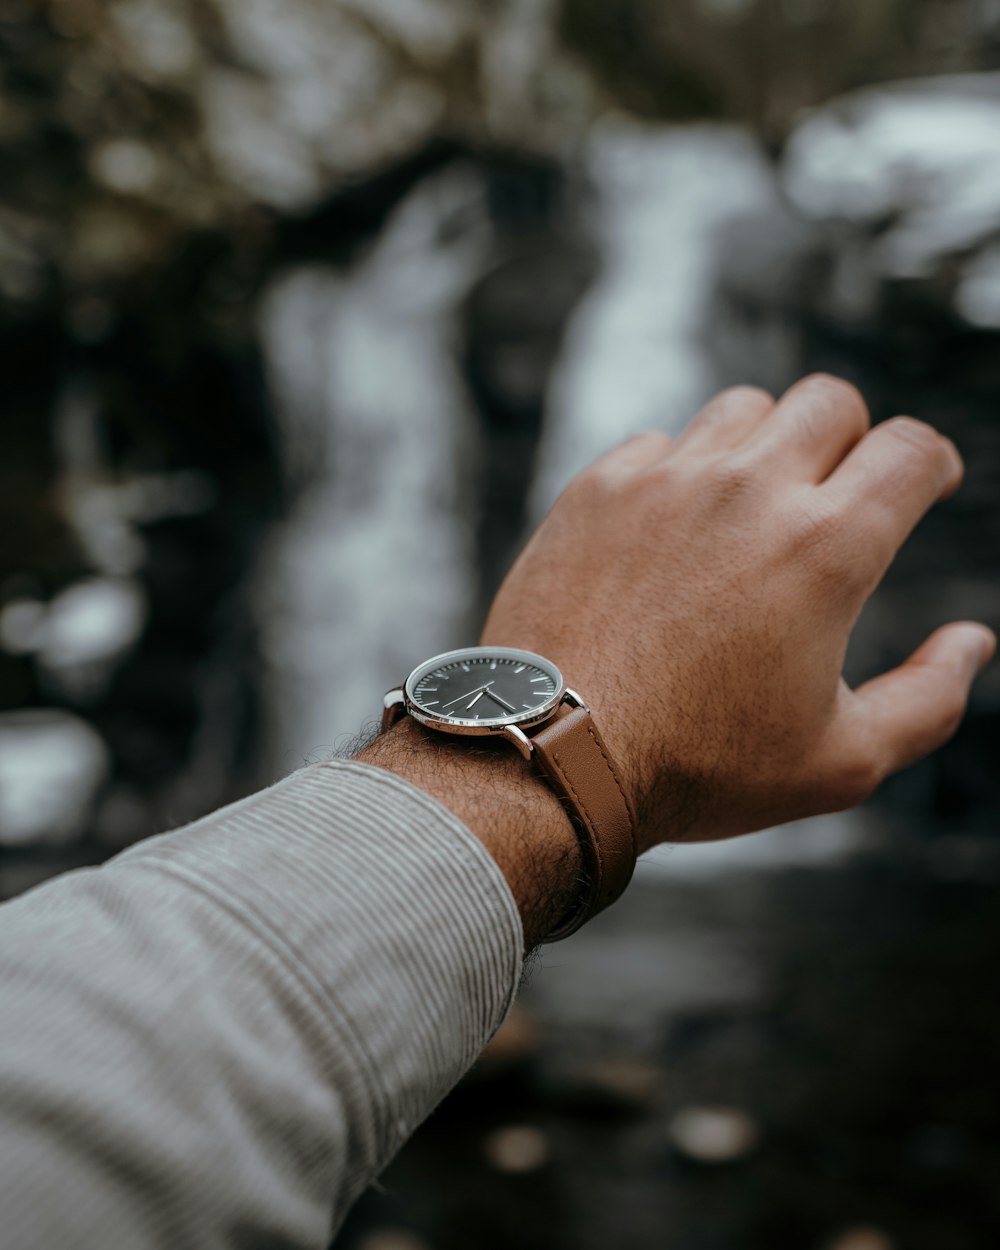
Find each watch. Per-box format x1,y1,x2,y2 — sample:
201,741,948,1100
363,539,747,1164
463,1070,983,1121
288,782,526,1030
381,645,637,941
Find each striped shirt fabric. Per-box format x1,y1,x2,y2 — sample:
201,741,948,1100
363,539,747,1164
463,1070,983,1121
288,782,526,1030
0,759,524,1248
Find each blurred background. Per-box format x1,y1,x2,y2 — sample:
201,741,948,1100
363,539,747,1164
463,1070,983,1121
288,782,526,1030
1,1,999,1247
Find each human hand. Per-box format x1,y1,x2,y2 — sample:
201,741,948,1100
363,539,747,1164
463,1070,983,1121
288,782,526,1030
482,376,995,856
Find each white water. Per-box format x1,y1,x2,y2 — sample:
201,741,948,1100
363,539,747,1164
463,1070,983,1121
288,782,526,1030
532,123,779,515
256,167,491,767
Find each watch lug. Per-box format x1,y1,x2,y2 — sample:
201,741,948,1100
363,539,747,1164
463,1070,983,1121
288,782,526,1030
502,723,535,762
562,687,590,712
381,688,405,734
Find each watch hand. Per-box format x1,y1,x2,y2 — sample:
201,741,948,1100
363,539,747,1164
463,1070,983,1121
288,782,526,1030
485,689,517,713
441,682,493,710
465,690,487,710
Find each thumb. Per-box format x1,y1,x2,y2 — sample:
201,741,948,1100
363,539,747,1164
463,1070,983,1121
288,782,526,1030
846,622,995,778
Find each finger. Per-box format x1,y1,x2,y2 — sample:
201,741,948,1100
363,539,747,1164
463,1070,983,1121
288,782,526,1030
593,430,673,473
820,416,964,586
673,386,775,456
743,374,871,482
842,622,995,781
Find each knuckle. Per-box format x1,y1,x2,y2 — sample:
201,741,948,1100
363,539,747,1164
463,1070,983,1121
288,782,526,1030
799,373,869,417
787,498,865,589
630,431,674,462
568,462,621,504
786,375,871,449
705,455,761,503
794,499,841,549
716,384,775,410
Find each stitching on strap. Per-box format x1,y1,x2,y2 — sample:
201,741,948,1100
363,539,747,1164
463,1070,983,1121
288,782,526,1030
550,749,604,885
585,725,637,858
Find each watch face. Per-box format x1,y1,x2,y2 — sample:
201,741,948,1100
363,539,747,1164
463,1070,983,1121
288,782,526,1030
405,647,563,729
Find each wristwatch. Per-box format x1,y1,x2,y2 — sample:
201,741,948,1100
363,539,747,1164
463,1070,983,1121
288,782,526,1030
381,646,637,941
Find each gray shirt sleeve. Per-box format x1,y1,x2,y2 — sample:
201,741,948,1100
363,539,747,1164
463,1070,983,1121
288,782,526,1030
0,759,524,1249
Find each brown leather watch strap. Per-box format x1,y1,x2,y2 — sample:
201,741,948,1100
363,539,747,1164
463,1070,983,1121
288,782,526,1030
528,705,637,941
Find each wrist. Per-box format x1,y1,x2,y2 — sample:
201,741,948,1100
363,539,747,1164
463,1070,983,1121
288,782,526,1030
356,717,583,949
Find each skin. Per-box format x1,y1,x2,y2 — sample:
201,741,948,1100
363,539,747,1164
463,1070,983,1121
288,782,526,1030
360,376,996,947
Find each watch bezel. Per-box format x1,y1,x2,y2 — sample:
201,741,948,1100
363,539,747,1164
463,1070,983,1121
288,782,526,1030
403,646,565,736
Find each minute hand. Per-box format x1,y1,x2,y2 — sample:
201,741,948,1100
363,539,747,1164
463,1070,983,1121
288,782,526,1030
441,682,492,710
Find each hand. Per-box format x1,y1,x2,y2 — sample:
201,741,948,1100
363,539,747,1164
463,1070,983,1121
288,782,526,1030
482,376,995,856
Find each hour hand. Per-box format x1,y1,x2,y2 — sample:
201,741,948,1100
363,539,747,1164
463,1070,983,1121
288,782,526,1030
485,689,517,714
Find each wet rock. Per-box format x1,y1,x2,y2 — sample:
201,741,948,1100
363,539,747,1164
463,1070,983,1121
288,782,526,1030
906,1122,968,1171
110,1,200,81
567,1057,662,1107
666,1105,760,1164
37,577,147,702
0,709,108,846
542,1056,663,1119
356,1230,433,1250
482,1124,551,1174
0,597,46,656
822,1228,895,1250
476,1004,541,1075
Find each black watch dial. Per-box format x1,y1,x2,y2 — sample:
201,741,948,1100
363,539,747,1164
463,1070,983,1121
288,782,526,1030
406,648,562,727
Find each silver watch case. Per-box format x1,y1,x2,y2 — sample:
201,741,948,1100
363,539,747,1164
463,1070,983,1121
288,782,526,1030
383,645,587,761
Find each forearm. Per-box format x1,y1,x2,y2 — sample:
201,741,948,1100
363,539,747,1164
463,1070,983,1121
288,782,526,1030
358,717,584,949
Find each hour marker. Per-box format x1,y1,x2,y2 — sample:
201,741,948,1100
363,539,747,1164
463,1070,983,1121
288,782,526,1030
490,661,497,670
461,664,471,672
424,701,440,706
421,688,438,693
522,702,533,709
513,665,526,673
529,676,548,683
533,692,549,699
